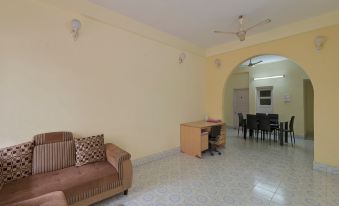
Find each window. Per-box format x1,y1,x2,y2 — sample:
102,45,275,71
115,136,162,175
259,89,272,105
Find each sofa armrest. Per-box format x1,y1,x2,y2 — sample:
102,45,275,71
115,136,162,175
105,143,133,189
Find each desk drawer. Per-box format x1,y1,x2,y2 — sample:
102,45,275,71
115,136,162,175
201,134,208,151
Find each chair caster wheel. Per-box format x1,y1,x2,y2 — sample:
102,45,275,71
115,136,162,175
218,152,221,155
211,153,214,156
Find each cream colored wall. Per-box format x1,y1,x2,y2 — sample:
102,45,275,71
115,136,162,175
248,60,309,136
0,1,206,159
206,24,339,168
223,72,249,127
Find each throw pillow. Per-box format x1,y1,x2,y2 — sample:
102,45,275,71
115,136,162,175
32,140,76,175
0,141,33,183
74,134,105,166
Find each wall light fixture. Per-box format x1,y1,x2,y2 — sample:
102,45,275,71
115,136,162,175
71,19,81,41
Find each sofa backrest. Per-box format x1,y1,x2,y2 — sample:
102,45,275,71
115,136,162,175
32,132,75,175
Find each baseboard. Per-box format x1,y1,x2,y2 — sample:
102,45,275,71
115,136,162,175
313,162,339,175
132,147,180,167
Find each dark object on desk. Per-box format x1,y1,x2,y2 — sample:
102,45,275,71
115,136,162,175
246,114,259,140
237,113,245,136
208,126,222,156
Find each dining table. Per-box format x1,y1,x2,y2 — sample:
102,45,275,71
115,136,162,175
243,119,289,146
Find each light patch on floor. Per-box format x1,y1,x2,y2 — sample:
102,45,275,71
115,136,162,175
95,129,339,206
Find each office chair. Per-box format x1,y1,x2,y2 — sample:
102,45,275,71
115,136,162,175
208,126,222,156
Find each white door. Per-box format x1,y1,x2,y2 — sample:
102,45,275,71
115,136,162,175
256,87,273,114
233,89,249,128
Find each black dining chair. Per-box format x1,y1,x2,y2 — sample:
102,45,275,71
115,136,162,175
237,113,245,136
246,114,259,140
285,116,295,145
258,115,272,142
268,114,279,141
256,113,267,138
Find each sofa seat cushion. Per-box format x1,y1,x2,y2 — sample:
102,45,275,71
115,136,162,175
9,191,68,206
0,161,120,205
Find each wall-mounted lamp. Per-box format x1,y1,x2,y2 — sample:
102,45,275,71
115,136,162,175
214,58,222,68
71,19,81,41
179,53,186,64
254,75,285,81
314,36,327,51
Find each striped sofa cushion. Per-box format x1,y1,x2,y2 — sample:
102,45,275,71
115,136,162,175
32,140,75,175
34,132,73,145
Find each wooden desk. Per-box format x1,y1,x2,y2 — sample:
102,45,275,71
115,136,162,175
180,120,226,158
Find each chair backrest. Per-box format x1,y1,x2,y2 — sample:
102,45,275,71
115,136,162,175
256,113,267,118
238,113,244,126
209,126,221,139
289,116,295,131
258,115,271,131
246,114,258,130
32,132,75,175
268,114,279,124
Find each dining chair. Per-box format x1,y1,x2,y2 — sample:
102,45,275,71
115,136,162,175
246,114,258,140
237,113,245,136
285,116,295,145
258,115,272,142
268,114,279,141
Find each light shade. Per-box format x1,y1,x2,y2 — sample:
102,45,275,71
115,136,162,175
254,75,285,81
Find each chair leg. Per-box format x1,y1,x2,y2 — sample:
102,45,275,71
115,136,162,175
208,143,214,156
238,127,240,136
293,131,295,144
124,190,128,195
290,132,294,146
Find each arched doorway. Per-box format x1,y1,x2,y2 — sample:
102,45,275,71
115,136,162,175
223,54,314,144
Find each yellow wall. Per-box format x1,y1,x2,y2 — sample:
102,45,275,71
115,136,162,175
223,72,249,127
206,24,339,168
0,0,206,159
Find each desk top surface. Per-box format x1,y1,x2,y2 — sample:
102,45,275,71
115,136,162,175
181,120,225,128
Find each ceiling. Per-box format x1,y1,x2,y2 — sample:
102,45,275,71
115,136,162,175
240,55,288,67
89,0,339,47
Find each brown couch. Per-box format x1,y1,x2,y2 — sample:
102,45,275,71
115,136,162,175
0,132,133,206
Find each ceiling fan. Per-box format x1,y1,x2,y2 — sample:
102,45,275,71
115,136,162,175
214,15,271,41
241,58,263,68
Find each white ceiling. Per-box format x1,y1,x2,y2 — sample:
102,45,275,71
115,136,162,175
240,55,288,67
89,0,339,47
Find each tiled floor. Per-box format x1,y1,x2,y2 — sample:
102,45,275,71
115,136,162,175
95,129,339,206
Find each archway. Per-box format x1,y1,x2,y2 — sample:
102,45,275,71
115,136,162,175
222,54,314,147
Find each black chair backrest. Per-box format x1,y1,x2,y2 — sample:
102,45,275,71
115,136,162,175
256,113,267,118
258,115,271,131
246,114,258,130
238,113,244,126
209,126,221,139
268,114,279,124
289,116,295,131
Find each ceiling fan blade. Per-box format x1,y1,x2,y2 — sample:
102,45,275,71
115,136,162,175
252,60,263,65
245,19,271,32
214,30,237,35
